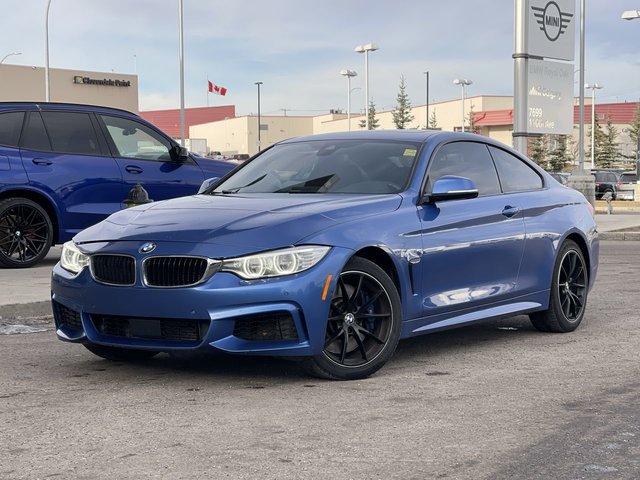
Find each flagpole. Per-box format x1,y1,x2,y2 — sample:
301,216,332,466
178,0,185,147
207,75,209,107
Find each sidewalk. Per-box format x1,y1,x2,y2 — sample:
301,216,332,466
596,213,640,240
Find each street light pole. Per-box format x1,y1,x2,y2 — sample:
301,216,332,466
45,0,52,102
424,71,430,129
255,81,263,151
0,52,22,65
355,43,379,130
620,10,639,175
585,83,603,169
178,0,185,147
453,79,472,132
340,69,357,132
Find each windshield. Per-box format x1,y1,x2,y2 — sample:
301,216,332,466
212,139,421,194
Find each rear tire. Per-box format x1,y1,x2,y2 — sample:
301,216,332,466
303,257,402,380
0,197,53,268
530,240,588,333
84,344,159,362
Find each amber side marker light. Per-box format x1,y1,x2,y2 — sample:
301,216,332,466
321,275,333,301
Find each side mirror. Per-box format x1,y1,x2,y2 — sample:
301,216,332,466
170,144,190,162
197,177,220,194
422,175,479,204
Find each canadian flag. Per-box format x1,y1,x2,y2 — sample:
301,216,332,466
208,81,227,96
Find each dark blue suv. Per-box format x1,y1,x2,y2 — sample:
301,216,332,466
0,102,233,268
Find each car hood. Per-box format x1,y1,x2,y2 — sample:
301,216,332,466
74,193,402,252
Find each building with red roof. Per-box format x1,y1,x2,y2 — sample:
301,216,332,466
140,105,236,139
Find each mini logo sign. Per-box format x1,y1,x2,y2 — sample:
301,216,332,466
532,1,573,42
139,242,156,254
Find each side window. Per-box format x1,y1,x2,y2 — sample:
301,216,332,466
489,146,543,192
21,112,52,151
40,112,101,155
100,115,172,162
0,111,25,147
426,141,501,196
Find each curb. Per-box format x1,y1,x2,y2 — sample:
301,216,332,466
599,231,640,241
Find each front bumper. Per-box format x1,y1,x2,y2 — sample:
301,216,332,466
51,242,353,357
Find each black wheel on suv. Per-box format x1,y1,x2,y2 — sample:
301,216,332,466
0,198,53,268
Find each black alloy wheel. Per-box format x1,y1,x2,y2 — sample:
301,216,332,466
303,257,402,380
530,240,588,333
556,249,587,322
0,198,53,268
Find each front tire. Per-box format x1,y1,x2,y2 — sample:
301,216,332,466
303,257,402,380
530,240,588,333
0,198,53,268
84,344,159,362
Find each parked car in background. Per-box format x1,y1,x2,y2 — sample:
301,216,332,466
51,130,599,380
619,171,638,184
0,102,234,268
231,153,250,162
591,170,621,200
617,171,637,201
549,172,570,185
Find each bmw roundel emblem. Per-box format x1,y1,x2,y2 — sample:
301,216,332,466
139,242,157,254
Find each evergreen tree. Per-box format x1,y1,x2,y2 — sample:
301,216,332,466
548,135,571,172
599,119,619,169
529,135,548,168
358,100,380,130
428,110,438,129
391,75,414,129
589,120,607,168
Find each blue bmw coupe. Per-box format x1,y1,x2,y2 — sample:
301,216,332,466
51,131,599,380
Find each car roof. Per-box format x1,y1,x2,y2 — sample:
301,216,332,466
278,130,498,146
0,101,136,116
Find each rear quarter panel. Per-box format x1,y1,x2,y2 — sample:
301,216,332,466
516,185,599,297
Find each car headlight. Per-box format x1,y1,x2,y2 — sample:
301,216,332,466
221,246,330,280
60,241,90,274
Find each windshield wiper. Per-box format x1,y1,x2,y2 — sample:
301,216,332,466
276,174,337,194
220,174,267,194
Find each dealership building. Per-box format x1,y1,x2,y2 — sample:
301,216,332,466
0,64,138,113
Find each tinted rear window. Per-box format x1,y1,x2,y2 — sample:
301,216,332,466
41,111,101,155
21,112,52,151
0,111,25,147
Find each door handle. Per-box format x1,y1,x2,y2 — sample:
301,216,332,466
502,206,520,218
125,165,143,174
32,158,52,166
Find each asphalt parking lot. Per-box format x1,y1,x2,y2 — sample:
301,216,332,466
1,240,639,479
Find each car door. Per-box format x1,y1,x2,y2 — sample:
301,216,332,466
486,145,548,296
19,110,125,237
417,141,526,318
97,114,205,201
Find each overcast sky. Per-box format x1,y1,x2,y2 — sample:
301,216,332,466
2,0,639,115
